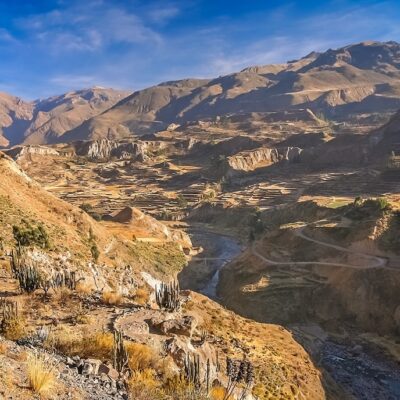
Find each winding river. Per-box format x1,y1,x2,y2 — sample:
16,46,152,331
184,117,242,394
178,224,242,299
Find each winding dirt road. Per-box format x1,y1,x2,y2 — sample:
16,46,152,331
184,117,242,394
252,225,388,270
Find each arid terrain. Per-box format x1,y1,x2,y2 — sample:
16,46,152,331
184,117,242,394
0,41,400,400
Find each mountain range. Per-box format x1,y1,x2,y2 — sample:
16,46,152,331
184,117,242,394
3,40,400,146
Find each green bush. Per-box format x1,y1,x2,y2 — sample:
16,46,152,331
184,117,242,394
79,203,93,213
88,228,99,262
364,197,391,211
13,221,50,248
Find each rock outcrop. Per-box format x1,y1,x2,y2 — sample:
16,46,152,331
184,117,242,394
221,146,302,178
74,139,149,161
73,138,170,161
5,145,60,161
150,315,197,337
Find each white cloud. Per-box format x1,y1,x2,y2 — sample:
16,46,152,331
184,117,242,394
50,75,100,88
148,6,180,23
0,28,17,43
17,1,162,53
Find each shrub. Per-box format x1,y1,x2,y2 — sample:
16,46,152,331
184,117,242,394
79,203,93,213
128,368,167,400
0,315,27,341
13,221,50,248
80,203,102,221
126,342,158,372
102,291,123,306
49,330,114,361
88,228,100,262
27,352,57,396
176,194,188,209
134,287,150,306
0,300,27,341
90,242,100,262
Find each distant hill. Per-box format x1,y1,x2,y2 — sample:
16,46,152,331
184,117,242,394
0,88,129,147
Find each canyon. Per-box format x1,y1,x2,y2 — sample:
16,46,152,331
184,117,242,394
0,40,400,400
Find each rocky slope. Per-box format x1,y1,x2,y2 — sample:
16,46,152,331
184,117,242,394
219,200,400,334
0,88,129,147
62,41,400,141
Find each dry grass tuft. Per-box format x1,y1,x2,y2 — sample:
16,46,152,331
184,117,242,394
49,329,114,362
210,386,230,400
127,368,166,399
102,291,123,306
126,342,158,372
52,287,73,304
0,341,8,355
133,287,150,306
0,314,27,341
27,352,57,396
75,282,93,296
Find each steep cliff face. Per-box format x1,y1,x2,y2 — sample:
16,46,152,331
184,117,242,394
221,146,302,178
73,139,151,161
5,145,60,161
73,138,171,161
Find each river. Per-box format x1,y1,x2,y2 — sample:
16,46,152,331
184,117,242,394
178,224,242,298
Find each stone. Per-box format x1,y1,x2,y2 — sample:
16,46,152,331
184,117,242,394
151,315,197,337
81,358,102,375
98,363,119,380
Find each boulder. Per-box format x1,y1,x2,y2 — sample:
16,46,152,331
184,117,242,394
151,315,197,338
98,363,119,380
81,358,102,375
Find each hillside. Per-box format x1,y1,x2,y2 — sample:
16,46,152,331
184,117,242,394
61,41,400,141
0,88,129,147
0,151,190,281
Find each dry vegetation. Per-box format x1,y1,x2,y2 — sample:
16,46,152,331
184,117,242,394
27,352,57,396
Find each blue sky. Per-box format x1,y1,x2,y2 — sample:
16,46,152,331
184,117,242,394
1,0,400,99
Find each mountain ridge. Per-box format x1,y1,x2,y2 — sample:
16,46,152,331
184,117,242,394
3,41,400,146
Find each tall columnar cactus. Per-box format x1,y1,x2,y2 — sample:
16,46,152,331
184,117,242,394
11,246,80,295
11,249,42,294
224,357,254,400
155,280,180,312
113,330,129,375
0,298,18,324
183,353,201,388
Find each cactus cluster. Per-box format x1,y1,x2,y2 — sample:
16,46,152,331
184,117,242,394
11,248,42,293
113,330,129,376
155,280,180,312
0,298,18,326
11,246,80,294
224,357,254,400
183,353,201,388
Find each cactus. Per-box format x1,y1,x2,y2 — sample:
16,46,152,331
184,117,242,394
0,298,18,324
183,353,201,388
11,248,42,294
11,246,81,295
113,330,129,376
155,280,180,312
224,357,254,400
205,358,210,393
0,298,24,339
